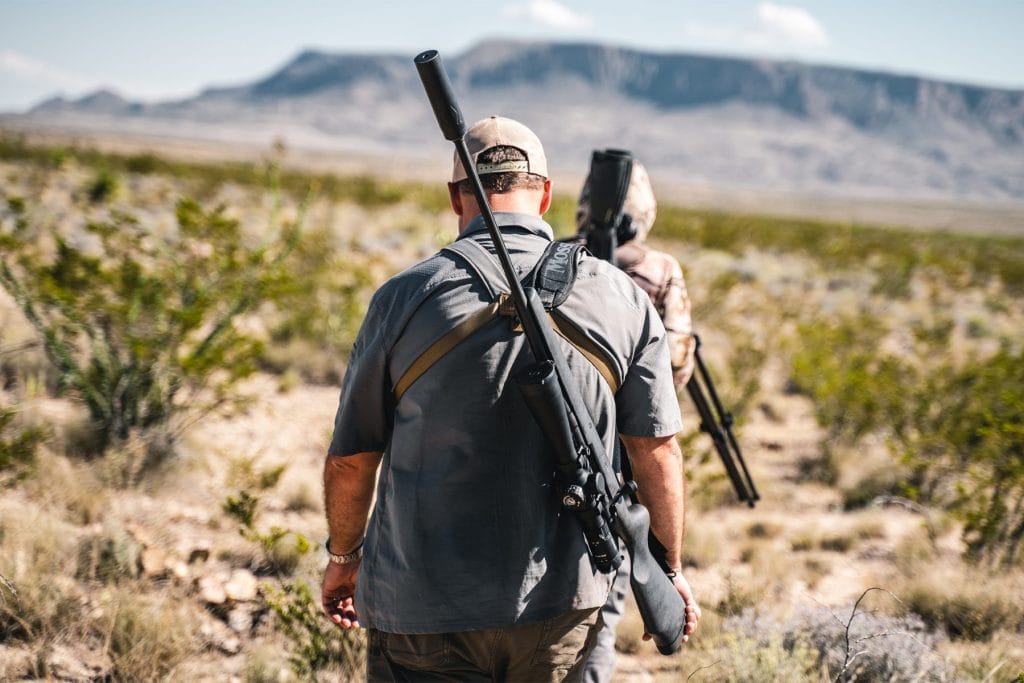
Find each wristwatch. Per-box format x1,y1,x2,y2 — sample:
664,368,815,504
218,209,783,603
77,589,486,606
325,539,363,565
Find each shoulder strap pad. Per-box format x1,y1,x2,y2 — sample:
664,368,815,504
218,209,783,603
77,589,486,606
442,238,506,299
533,240,585,310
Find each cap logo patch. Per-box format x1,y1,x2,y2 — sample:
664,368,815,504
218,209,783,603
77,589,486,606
476,160,529,174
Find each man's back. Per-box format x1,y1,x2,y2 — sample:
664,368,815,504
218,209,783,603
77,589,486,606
322,116,697,682
329,212,678,632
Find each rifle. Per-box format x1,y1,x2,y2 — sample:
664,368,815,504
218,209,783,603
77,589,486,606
579,148,759,508
686,336,759,507
580,148,634,261
414,49,686,655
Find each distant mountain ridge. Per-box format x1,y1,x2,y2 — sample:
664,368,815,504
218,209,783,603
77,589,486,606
15,40,1024,201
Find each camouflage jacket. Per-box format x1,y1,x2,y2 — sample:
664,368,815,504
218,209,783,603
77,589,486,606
615,241,695,389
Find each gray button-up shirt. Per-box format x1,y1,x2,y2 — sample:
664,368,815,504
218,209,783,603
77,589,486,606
328,212,682,633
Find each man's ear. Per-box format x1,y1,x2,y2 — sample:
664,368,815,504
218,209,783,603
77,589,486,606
539,179,553,216
447,182,464,216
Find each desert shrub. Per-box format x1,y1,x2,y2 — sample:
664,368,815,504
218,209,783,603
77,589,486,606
75,525,143,583
285,482,320,513
0,191,305,453
264,580,367,681
726,600,948,682
94,428,175,489
796,444,840,486
223,489,313,576
716,574,760,617
746,521,782,539
897,569,1022,641
242,647,290,683
899,348,1024,567
709,625,820,682
0,134,449,212
222,488,364,679
819,534,854,553
870,251,916,298
842,466,905,510
263,225,382,382
790,531,816,552
226,454,288,491
0,406,46,480
790,315,910,445
792,311,1024,566
655,204,1024,297
86,167,120,203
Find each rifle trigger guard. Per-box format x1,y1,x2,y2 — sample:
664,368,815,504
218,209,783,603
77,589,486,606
612,480,638,507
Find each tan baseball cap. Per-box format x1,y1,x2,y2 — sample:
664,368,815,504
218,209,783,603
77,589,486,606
451,116,548,183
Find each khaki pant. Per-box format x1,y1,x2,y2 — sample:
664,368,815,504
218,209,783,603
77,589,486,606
366,608,602,682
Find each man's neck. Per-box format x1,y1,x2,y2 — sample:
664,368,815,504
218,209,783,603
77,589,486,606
457,190,544,233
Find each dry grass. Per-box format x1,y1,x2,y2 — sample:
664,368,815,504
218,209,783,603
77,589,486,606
99,588,197,681
0,499,79,644
682,518,726,569
891,564,1024,641
75,523,143,584
939,631,1024,681
23,449,108,524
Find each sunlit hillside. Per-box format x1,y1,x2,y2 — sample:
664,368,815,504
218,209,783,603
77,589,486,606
1,133,1022,681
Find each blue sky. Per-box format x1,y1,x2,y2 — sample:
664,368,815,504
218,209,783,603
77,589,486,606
1,0,1022,112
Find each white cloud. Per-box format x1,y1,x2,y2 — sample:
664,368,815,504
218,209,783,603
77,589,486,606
757,2,828,48
0,50,94,91
503,0,593,29
684,3,829,52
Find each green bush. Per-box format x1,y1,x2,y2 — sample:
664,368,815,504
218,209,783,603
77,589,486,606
223,488,364,678
790,316,912,445
656,204,1024,296
0,192,304,453
86,167,120,203
902,348,1024,566
791,309,1024,566
264,580,367,680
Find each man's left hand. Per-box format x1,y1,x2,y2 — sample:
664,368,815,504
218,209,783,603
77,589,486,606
322,559,361,629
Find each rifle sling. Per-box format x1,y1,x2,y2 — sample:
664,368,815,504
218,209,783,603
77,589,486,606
392,239,621,401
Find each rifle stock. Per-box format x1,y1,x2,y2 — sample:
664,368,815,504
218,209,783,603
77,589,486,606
414,49,686,655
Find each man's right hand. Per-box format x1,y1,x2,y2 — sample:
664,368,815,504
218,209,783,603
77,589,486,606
322,559,361,629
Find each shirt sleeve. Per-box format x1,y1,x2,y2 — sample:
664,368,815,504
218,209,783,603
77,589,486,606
327,295,394,456
615,297,684,438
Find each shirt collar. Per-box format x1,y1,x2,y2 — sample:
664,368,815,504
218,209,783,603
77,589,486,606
459,212,554,241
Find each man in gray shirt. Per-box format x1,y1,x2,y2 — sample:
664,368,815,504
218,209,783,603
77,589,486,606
321,116,699,682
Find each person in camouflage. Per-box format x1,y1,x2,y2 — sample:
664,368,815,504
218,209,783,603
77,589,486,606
575,158,696,683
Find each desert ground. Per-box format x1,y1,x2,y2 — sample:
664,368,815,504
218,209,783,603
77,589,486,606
1,129,1023,681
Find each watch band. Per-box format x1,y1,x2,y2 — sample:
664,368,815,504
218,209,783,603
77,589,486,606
326,539,363,565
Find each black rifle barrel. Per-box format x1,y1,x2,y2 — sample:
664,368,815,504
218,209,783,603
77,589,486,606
414,49,685,655
414,50,544,355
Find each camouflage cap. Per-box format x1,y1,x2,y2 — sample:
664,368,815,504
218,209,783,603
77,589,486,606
576,159,658,242
452,116,548,183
